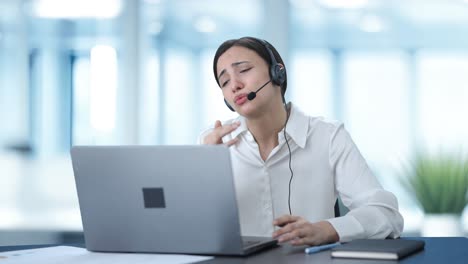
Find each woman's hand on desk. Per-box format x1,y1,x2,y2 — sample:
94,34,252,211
272,215,340,246
202,120,240,146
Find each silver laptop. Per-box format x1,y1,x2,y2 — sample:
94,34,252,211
70,145,277,256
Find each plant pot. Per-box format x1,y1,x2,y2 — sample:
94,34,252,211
422,213,464,237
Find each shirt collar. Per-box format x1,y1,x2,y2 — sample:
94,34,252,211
230,103,309,148
282,103,309,148
231,116,248,139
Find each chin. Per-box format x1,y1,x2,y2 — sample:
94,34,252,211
237,104,261,118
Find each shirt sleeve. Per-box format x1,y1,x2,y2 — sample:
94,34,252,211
325,123,404,242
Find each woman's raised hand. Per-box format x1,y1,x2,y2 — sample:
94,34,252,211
202,120,240,147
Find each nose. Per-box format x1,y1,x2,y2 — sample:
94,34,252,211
229,77,244,93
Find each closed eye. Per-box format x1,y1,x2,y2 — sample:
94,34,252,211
221,67,252,88
240,67,252,73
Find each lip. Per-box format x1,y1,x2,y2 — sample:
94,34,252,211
234,94,248,105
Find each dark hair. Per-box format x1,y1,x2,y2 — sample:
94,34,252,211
212,36,287,96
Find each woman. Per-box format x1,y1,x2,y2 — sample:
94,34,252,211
200,36,403,246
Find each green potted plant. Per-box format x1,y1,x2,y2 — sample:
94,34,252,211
400,152,468,236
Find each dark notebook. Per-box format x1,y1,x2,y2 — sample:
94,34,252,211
331,239,425,260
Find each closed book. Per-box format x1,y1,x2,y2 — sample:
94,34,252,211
331,239,425,260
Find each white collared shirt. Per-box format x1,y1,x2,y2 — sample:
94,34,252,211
198,103,404,242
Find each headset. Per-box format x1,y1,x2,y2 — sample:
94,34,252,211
220,38,294,215
224,38,286,111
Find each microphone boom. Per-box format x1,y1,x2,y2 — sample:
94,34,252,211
247,80,271,101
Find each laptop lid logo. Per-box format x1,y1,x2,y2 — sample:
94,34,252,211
142,188,166,208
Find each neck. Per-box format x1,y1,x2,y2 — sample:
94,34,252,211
247,99,289,148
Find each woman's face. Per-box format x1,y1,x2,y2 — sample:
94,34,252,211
216,46,277,117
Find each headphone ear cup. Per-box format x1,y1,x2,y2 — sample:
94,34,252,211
224,99,235,112
271,64,286,86
277,66,286,85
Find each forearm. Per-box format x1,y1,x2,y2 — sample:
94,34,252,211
327,203,403,242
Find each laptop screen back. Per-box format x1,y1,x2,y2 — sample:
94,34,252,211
71,145,245,255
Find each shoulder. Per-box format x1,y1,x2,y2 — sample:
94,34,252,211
309,116,343,133
291,105,343,137
309,118,348,150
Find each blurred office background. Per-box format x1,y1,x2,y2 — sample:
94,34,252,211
1,0,468,245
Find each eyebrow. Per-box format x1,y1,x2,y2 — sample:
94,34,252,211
218,61,250,80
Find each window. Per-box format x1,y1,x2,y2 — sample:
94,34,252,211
139,53,160,144
416,52,468,151
72,45,118,145
72,56,91,145
163,48,196,144
343,52,411,167
289,50,333,119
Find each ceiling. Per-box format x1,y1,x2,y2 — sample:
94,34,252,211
1,0,467,26
1,0,468,49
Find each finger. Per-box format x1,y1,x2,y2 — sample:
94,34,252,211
216,122,240,138
273,215,291,227
273,218,308,238
292,235,321,246
225,137,239,147
290,237,313,246
290,237,304,246
273,215,300,227
277,227,306,243
214,120,222,128
273,222,298,239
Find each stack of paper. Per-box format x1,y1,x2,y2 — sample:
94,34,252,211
0,246,213,264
